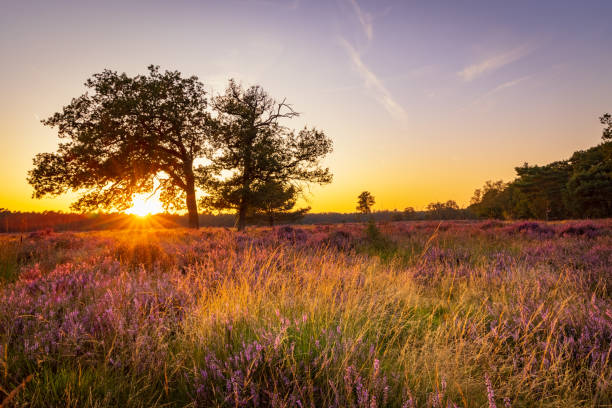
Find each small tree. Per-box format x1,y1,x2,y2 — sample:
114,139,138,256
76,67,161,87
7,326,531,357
199,80,333,230
403,206,416,220
27,66,213,228
249,180,310,226
357,191,375,215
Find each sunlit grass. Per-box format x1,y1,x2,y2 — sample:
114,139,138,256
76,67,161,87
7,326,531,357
0,221,610,407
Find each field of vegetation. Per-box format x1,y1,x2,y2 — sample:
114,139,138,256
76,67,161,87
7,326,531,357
0,220,610,407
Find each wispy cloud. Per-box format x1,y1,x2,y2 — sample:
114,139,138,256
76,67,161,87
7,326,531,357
459,45,531,81
489,75,530,93
347,0,373,41
471,75,531,105
339,38,406,121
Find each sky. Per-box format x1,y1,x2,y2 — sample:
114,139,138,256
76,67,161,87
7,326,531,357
1,0,611,213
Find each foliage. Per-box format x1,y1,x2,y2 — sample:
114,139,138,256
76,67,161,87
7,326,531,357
198,80,332,230
403,207,417,220
28,66,214,228
247,180,310,226
470,114,612,219
601,113,612,140
513,160,572,220
566,142,612,217
425,200,464,220
363,220,397,260
470,180,511,219
356,191,375,215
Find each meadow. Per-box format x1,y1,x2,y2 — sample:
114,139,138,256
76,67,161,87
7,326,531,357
0,220,610,407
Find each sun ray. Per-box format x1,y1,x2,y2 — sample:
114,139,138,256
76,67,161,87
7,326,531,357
125,193,165,217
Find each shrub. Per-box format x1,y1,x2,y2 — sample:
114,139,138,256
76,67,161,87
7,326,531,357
275,226,308,245
505,221,555,236
558,222,601,238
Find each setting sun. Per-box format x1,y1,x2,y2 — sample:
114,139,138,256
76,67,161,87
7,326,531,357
124,194,165,217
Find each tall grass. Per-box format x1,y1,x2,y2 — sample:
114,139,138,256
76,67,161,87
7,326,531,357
0,239,20,284
0,220,610,406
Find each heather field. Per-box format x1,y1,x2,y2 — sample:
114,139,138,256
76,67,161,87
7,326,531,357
0,220,611,407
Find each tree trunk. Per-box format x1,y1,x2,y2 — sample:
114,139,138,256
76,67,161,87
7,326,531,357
237,203,247,231
185,177,199,229
236,129,257,232
186,191,199,229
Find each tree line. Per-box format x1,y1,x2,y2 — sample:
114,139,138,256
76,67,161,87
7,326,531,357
28,66,332,230
0,207,476,234
0,209,235,233
469,114,612,220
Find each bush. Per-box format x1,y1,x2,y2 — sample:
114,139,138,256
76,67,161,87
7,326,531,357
323,230,356,250
275,226,308,245
505,221,555,236
558,222,601,238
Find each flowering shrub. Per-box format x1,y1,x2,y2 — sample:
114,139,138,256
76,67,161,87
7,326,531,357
0,219,610,406
558,222,602,238
193,318,399,408
503,221,555,236
0,258,191,378
322,229,357,250
275,225,308,245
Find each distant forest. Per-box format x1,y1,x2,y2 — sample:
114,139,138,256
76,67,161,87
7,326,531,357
0,207,473,233
468,114,612,220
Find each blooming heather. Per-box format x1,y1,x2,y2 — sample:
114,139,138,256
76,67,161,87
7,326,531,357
0,220,610,406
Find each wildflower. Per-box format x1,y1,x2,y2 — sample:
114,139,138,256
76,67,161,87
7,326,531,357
485,373,497,408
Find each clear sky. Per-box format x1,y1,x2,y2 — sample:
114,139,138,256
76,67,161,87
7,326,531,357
1,0,611,213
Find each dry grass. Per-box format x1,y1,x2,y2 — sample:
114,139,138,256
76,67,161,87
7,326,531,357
0,220,610,407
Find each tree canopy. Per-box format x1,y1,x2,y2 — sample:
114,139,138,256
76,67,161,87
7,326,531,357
199,80,333,230
356,191,375,215
28,65,213,228
247,180,310,226
469,114,612,220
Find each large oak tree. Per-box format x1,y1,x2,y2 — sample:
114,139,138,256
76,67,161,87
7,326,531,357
199,80,332,230
28,66,212,228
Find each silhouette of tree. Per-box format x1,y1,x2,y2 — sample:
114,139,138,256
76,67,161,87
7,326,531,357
513,161,572,220
27,66,213,228
403,207,416,220
425,200,463,219
601,113,612,140
566,135,612,217
357,191,375,215
469,180,512,219
426,200,459,211
199,80,332,231
468,114,612,220
249,180,310,226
